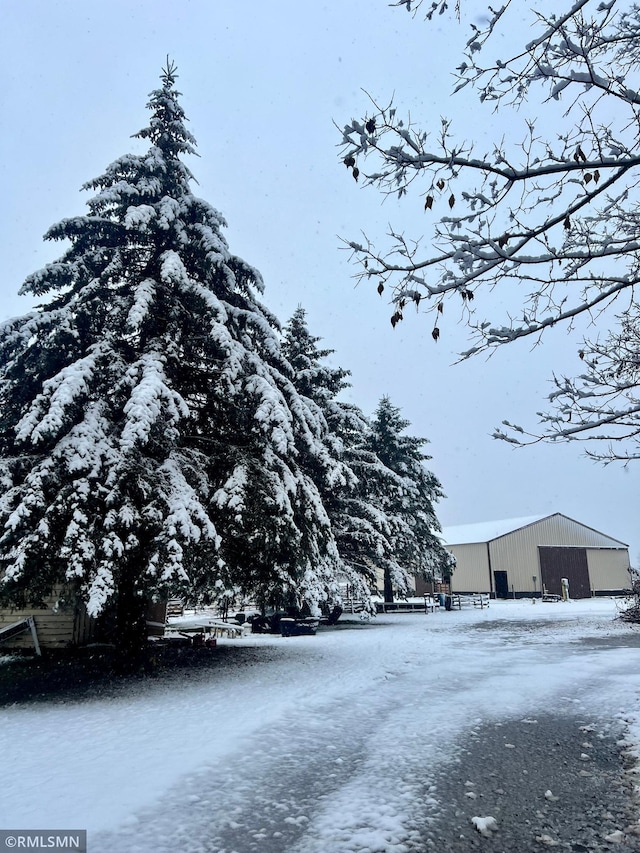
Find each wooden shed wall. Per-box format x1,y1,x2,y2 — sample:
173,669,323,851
0,600,92,651
0,592,169,651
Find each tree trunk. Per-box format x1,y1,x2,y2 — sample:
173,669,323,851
383,567,394,604
114,572,149,671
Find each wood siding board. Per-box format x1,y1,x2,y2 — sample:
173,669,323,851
0,612,73,649
0,589,95,649
72,606,91,646
414,575,434,596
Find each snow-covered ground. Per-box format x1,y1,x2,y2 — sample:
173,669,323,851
1,598,639,851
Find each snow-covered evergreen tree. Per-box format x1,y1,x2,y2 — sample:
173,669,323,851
282,307,382,601
331,403,408,601
282,307,350,405
281,309,452,605
0,63,340,655
369,396,454,601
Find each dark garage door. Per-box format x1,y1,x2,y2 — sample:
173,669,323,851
538,547,591,599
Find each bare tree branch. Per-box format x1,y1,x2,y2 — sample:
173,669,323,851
339,0,640,461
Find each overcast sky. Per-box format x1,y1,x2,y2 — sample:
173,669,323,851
2,0,637,566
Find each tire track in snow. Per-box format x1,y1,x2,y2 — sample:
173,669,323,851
92,614,640,853
90,680,445,853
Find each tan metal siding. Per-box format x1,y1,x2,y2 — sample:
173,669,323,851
489,515,631,594
487,545,541,594
531,515,628,548
587,549,631,592
448,543,491,592
489,523,549,594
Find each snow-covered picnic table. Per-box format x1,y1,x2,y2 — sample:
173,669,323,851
450,593,490,610
165,615,247,639
375,596,442,614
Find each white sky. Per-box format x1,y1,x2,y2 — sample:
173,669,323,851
1,0,637,563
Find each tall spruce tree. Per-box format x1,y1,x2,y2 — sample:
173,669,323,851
0,64,341,657
369,396,454,602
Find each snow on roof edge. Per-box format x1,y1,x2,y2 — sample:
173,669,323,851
442,512,629,547
442,514,548,545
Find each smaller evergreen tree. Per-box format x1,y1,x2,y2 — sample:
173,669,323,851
369,396,455,601
282,310,453,606
282,308,376,602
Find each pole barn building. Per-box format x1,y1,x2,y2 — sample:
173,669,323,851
442,513,631,599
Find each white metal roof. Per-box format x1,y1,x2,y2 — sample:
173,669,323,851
442,514,551,545
442,513,628,547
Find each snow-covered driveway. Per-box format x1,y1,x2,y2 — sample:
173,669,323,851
2,599,639,852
